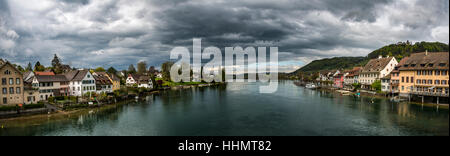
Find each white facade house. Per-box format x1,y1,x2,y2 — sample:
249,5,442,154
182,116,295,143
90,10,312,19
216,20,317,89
381,76,391,92
93,74,113,94
138,76,153,89
359,56,398,90
65,70,96,96
126,74,138,86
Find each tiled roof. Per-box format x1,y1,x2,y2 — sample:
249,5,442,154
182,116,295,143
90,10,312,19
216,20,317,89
362,57,394,73
93,75,112,85
35,72,55,76
73,70,89,81
399,52,449,70
64,70,90,81
35,75,68,83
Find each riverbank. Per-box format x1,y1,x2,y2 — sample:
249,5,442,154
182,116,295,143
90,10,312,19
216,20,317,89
0,82,226,122
314,86,449,109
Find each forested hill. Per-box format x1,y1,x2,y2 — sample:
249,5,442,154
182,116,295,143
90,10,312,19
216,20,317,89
291,41,449,74
368,41,449,60
293,57,367,73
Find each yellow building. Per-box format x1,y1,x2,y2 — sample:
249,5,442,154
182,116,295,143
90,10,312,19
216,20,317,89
398,52,449,98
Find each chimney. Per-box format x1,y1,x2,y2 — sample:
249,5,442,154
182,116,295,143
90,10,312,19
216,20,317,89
378,55,383,59
425,50,428,56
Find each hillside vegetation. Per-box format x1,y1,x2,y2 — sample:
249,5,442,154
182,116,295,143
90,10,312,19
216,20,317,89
291,41,449,74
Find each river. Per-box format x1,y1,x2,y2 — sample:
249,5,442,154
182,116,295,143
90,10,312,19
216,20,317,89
0,81,448,136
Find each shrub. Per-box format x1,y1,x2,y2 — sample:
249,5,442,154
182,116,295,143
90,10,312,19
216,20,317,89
48,96,55,103
24,103,45,109
0,105,17,111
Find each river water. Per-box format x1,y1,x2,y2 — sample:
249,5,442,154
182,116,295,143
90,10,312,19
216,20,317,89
0,81,448,136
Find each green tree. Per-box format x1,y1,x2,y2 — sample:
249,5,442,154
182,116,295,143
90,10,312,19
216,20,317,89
352,83,361,90
137,61,147,75
34,61,45,72
94,67,106,72
161,61,174,81
128,64,136,74
107,67,118,74
52,54,63,74
371,80,382,91
26,62,33,71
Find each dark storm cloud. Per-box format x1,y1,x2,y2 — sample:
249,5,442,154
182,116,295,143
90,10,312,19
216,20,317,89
0,0,448,72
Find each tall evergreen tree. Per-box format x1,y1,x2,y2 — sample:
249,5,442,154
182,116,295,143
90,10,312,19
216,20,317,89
34,61,45,72
107,67,118,75
128,64,137,74
137,61,147,75
51,54,63,74
26,62,33,71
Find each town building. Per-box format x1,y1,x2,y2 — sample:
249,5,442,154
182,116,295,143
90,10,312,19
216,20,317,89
0,62,24,105
390,56,410,95
381,75,391,92
398,52,449,99
93,74,113,93
137,76,153,89
32,75,69,101
126,74,140,86
65,70,96,96
333,73,347,88
343,67,362,90
93,72,121,91
359,56,398,90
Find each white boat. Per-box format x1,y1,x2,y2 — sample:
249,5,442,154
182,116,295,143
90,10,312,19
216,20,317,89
305,83,317,89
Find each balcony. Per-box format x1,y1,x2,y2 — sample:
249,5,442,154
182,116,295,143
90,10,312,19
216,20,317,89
411,91,449,97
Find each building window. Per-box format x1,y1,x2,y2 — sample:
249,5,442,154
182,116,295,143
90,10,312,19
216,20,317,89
9,87,14,94
428,80,432,84
417,79,420,84
442,80,447,85
2,88,6,94
1,78,6,85
402,77,404,83
16,87,21,94
422,80,426,84
9,78,13,85
3,98,6,104
406,77,409,83
443,70,448,75
436,70,441,75
401,86,404,91
435,80,440,85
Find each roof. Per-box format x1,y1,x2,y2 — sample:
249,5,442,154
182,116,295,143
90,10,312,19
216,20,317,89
93,75,112,85
95,72,120,81
64,70,90,81
0,61,23,75
381,75,391,80
23,71,33,80
35,71,55,76
129,74,141,80
73,70,89,81
64,70,79,80
346,67,362,77
109,73,120,81
362,56,395,73
399,52,449,71
35,75,68,83
392,56,410,73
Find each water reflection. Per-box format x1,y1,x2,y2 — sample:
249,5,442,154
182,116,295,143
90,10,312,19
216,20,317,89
0,81,448,136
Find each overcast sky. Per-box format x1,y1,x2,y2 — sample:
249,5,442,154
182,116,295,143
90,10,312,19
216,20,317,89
0,0,448,72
